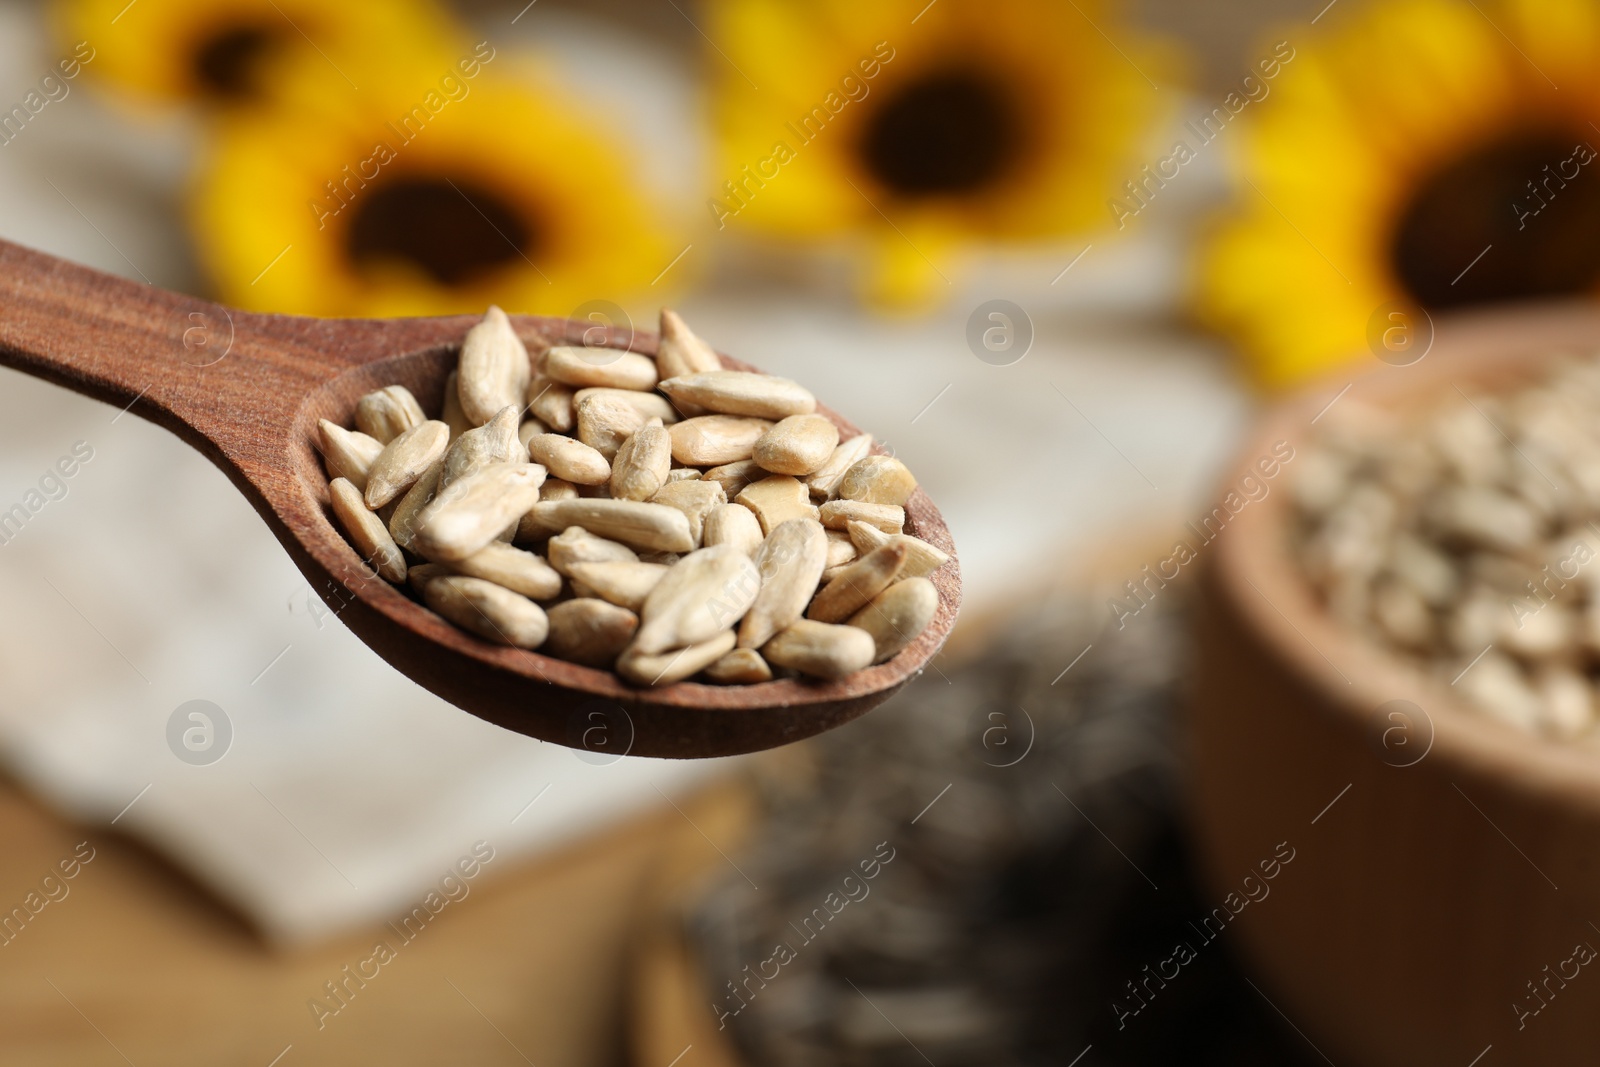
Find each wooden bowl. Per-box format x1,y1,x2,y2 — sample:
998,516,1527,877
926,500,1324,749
1189,302,1600,1066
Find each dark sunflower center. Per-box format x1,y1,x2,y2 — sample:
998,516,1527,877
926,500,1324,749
858,70,1021,196
346,177,536,288
1391,133,1600,309
193,25,279,99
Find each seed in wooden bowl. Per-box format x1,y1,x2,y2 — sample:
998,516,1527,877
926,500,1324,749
752,414,839,476
669,415,774,466
355,385,427,444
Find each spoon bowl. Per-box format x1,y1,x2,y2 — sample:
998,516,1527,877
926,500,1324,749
0,238,960,758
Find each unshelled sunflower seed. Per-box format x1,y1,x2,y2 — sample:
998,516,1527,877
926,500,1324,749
657,308,724,379
847,521,951,578
413,462,546,562
458,307,531,426
669,415,774,466
319,419,384,492
610,418,672,501
542,599,639,668
704,647,772,685
658,370,815,420
355,385,427,445
329,477,408,583
846,577,938,663
737,475,820,534
441,405,522,490
527,433,611,485
762,619,875,679
444,541,562,601
703,502,764,556
807,542,909,623
523,499,695,553
365,420,451,509
568,560,669,611
617,630,737,687
838,455,918,507
739,518,828,649
423,575,548,649
634,544,761,654
546,526,639,575
806,433,874,501
753,414,840,476
820,499,904,535
545,346,659,392
652,479,727,547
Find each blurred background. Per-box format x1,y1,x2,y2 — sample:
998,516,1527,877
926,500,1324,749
5,0,1598,1062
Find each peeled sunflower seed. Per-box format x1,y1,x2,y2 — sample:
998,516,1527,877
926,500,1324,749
441,371,473,440
704,647,773,685
610,418,672,501
670,415,774,466
762,619,875,679
523,499,695,554
633,544,761,654
703,502,764,556
617,630,737,687
542,599,639,668
413,463,546,562
545,346,659,392
388,458,444,553
329,478,408,583
657,308,724,379
846,576,939,663
365,420,451,509
846,520,951,578
807,541,909,623
658,371,815,420
577,392,652,460
527,376,576,433
573,388,680,425
739,518,828,650
703,459,765,499
407,562,449,594
441,405,522,490
824,529,859,570
737,475,821,534
423,575,548,649
806,433,874,501
514,479,580,541
528,433,611,486
458,307,531,426
753,414,840,476
547,526,639,575
517,417,549,454
652,479,727,547
667,468,703,483
820,499,904,535
355,385,427,445
838,455,918,507
567,560,669,611
319,419,384,492
443,541,562,601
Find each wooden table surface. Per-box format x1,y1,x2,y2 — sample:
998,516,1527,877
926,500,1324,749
0,770,755,1066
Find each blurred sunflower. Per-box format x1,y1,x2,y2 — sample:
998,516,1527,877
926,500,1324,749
706,0,1166,306
1199,0,1600,388
52,0,454,109
193,54,678,317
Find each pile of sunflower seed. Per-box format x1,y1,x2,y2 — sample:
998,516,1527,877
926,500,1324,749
686,590,1316,1065
1293,357,1600,741
318,308,947,687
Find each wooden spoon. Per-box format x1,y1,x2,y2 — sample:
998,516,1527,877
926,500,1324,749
0,239,960,758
